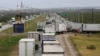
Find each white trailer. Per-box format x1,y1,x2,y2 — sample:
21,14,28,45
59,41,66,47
11,17,16,22
63,21,72,31
43,41,59,45
82,24,100,32
27,31,40,42
55,19,62,23
42,42,64,54
42,54,64,56
19,38,35,56
8,20,16,25
25,16,29,20
70,22,82,32
44,24,55,33
27,31,41,50
41,33,55,41
55,22,67,33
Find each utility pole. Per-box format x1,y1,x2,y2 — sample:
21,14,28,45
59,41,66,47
17,0,24,14
75,13,77,22
92,8,94,24
76,12,78,23
78,12,79,23
16,0,24,23
81,13,84,23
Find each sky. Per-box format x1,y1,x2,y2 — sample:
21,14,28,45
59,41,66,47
0,0,100,9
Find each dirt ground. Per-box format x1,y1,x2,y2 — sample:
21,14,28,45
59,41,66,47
10,45,18,56
56,34,79,56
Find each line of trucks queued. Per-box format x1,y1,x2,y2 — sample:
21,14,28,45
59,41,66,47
18,14,100,56
19,14,66,56
37,14,100,33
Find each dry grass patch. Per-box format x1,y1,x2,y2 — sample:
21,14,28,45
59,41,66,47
71,34,100,56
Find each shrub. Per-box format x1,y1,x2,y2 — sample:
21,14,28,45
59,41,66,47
87,45,96,49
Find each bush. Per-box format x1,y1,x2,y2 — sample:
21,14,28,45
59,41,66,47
87,45,96,49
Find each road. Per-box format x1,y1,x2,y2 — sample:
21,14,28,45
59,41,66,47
0,17,35,32
0,24,13,32
56,34,79,56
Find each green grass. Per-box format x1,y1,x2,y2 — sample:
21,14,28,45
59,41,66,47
2,22,7,25
24,16,45,32
71,34,100,56
0,35,26,56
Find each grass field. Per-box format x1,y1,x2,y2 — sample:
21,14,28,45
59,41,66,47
0,35,26,56
70,34,100,56
24,16,45,32
0,15,45,56
2,22,7,25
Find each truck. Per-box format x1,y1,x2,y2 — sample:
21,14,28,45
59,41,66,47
42,41,64,53
70,22,82,32
19,39,35,56
82,24,100,33
25,16,30,20
11,17,16,22
55,22,67,34
41,33,55,41
44,24,55,33
42,54,64,56
37,22,45,31
42,41,64,56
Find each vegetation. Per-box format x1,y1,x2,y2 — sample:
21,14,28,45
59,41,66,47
86,45,96,49
24,15,45,32
58,9,100,23
71,34,100,56
0,35,26,56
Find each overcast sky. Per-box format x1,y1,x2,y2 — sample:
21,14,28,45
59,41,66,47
0,0,100,9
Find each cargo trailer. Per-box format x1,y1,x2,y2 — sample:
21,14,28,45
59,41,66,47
25,16,29,20
42,42,64,54
41,33,55,41
27,31,40,41
55,22,67,34
43,41,59,45
44,24,55,33
11,17,16,22
19,38,35,56
82,24,100,32
70,22,82,32
27,31,41,50
42,54,64,56
13,23,24,33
